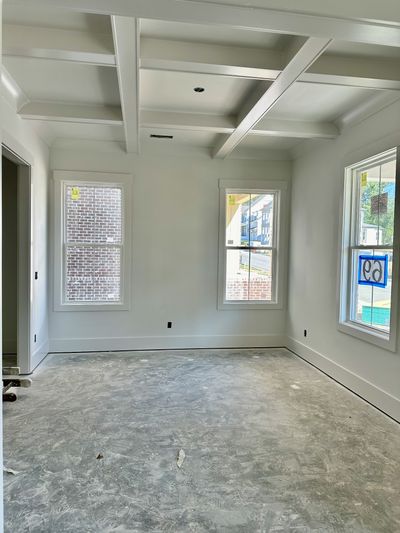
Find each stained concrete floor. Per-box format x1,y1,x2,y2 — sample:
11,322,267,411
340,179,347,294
3,348,400,532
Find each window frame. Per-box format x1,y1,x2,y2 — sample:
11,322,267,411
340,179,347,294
218,179,287,310
53,170,132,312
338,147,400,351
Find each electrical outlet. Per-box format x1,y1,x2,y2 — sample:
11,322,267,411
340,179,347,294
167,322,172,329
304,329,307,338
34,271,38,280
34,334,37,343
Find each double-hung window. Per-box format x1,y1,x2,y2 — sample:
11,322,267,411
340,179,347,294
53,171,132,311
218,180,287,309
339,148,400,350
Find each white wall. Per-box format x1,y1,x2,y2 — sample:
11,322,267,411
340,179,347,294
49,143,291,352
2,96,50,371
287,97,400,422
2,157,17,354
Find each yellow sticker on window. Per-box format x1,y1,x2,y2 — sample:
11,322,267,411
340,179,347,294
71,187,80,200
361,172,368,187
228,195,235,206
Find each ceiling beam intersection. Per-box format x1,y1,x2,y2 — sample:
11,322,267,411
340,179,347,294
213,37,333,158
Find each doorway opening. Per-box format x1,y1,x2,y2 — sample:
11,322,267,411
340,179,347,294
2,145,32,374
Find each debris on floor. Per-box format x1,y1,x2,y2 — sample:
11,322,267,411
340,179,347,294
4,467,19,476
96,453,104,460
176,449,186,469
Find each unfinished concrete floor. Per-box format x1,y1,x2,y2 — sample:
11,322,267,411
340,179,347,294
3,348,400,532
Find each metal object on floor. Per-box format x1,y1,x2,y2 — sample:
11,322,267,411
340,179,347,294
3,366,32,401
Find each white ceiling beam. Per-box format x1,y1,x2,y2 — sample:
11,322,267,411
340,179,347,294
253,118,338,139
17,104,337,138
213,37,332,158
1,66,30,111
141,110,338,139
141,38,282,80
306,55,400,91
5,0,400,48
141,38,400,91
335,92,400,131
141,110,236,133
3,24,116,66
18,102,123,125
111,16,140,153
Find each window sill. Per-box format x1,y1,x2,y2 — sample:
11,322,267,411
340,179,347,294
54,301,130,312
338,320,395,352
218,300,283,311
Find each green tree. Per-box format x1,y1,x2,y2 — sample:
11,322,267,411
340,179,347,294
361,181,394,244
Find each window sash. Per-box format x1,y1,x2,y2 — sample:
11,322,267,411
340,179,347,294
63,182,124,246
348,245,393,332
339,147,399,350
62,181,124,305
223,190,278,304
224,247,276,303
347,156,396,330
351,157,396,248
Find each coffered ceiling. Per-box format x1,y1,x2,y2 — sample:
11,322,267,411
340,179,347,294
2,1,400,158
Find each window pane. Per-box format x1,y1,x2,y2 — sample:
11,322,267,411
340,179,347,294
225,193,250,246
66,245,121,302
358,165,380,246
66,185,122,244
350,249,392,332
250,194,274,246
379,160,396,246
357,158,396,247
225,249,249,300
371,249,392,332
249,249,272,301
351,249,373,326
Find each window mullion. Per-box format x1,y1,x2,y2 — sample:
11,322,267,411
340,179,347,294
65,242,123,248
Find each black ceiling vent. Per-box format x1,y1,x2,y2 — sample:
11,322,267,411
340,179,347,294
150,134,173,139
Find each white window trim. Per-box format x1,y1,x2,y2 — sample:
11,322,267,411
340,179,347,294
218,179,288,310
53,170,132,312
338,147,400,351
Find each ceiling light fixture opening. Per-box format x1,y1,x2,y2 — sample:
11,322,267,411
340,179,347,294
194,87,205,93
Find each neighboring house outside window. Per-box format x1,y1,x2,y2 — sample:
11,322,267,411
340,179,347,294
218,179,288,310
53,171,132,311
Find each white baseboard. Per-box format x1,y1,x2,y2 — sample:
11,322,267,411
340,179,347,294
45,333,400,423
30,339,49,373
287,336,400,423
49,334,285,353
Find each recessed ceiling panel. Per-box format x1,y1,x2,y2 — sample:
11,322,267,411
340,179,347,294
4,57,120,106
39,121,124,142
241,135,301,150
141,128,219,147
141,19,292,49
3,5,111,33
141,70,255,115
267,82,380,122
170,0,400,25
